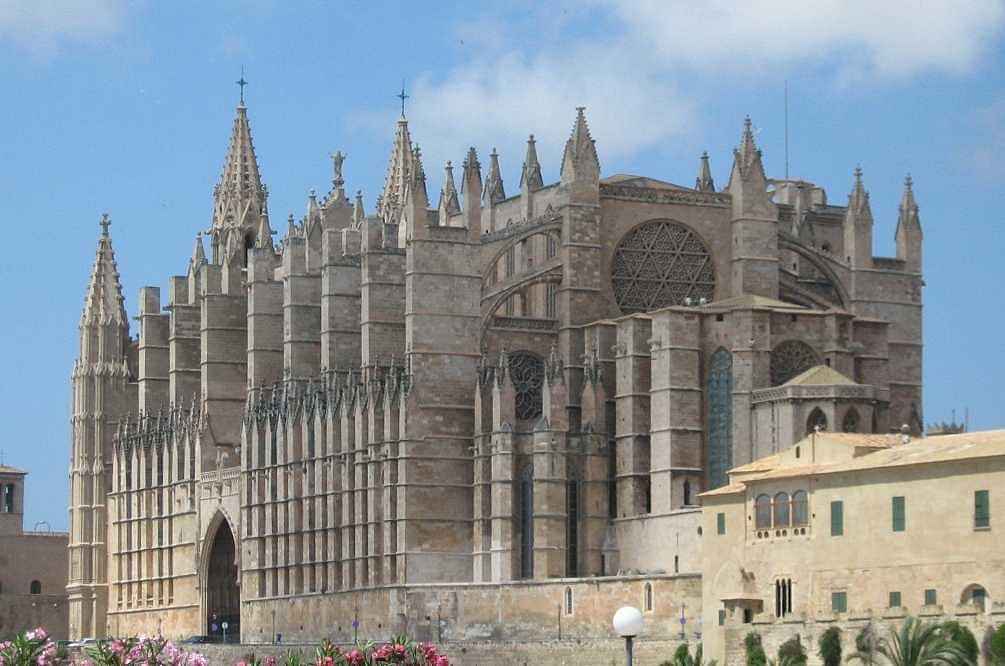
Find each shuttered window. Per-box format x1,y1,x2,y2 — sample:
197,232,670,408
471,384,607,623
830,500,843,536
716,512,726,535
975,490,990,529
832,591,847,613
892,496,905,532
924,589,937,606
889,591,901,608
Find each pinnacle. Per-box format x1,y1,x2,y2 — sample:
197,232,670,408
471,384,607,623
213,101,266,230
696,151,715,192
80,214,129,329
561,106,600,182
378,115,415,222
520,134,543,191
191,232,207,266
899,173,919,219
439,160,460,216
484,148,505,204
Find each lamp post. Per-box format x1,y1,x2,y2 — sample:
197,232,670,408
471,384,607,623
613,606,644,666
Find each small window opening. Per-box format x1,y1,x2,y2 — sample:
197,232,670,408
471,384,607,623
30,580,41,595
564,587,573,615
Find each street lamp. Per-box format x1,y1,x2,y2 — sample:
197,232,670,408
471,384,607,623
613,606,644,666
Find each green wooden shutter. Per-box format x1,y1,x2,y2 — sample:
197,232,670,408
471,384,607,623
892,496,905,532
831,591,847,613
975,490,990,528
830,500,843,536
889,591,901,608
717,512,726,535
924,589,937,605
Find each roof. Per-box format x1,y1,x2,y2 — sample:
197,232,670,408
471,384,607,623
703,294,808,312
0,464,26,475
783,365,856,386
601,174,689,190
704,430,1005,493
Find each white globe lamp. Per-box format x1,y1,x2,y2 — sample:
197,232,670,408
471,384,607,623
613,606,644,665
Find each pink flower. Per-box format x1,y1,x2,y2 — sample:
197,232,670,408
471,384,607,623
347,649,365,666
434,657,449,666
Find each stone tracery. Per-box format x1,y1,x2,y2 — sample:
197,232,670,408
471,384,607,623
611,220,715,314
770,340,820,386
509,351,545,420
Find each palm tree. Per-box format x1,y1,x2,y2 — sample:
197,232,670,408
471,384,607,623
873,617,971,666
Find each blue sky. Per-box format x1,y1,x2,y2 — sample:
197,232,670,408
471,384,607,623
1,0,1003,529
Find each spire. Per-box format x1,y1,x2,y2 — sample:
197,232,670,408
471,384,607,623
728,115,767,185
520,134,543,191
212,100,266,230
352,190,366,228
406,144,428,208
696,151,715,192
378,116,415,223
483,148,506,204
847,166,872,220
255,210,274,250
191,231,207,267
899,174,919,224
438,161,461,218
560,107,600,184
80,214,129,328
461,146,482,197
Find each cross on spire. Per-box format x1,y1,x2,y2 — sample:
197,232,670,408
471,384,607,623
397,80,409,118
236,67,248,105
100,213,111,236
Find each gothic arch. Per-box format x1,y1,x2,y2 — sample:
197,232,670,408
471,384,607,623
610,219,716,315
482,228,562,285
509,351,545,421
842,407,860,433
777,237,851,309
200,509,241,639
807,408,828,435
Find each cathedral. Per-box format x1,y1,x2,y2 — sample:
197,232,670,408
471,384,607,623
66,89,923,644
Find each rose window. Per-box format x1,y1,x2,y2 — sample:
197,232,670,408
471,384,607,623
611,221,715,314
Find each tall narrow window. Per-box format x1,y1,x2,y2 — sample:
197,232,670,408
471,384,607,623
566,479,579,577
2,484,13,513
892,496,906,532
683,480,692,507
519,466,534,579
755,494,772,529
716,512,726,535
547,235,557,259
505,246,515,278
644,582,654,612
842,408,860,433
773,492,790,528
707,348,733,489
975,490,990,529
564,587,574,615
830,500,844,536
546,283,557,319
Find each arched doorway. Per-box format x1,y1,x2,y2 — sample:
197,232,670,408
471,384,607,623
206,518,240,640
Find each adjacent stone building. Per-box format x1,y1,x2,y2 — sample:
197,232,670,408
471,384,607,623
67,89,924,644
0,465,70,639
701,429,1005,665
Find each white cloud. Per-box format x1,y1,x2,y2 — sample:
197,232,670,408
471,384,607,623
368,0,1004,184
606,0,1005,79
0,0,127,57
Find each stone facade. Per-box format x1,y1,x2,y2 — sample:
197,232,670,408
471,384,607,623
701,429,1005,665
0,466,70,639
67,93,924,642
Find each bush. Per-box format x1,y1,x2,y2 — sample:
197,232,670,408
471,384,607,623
777,636,807,666
0,627,59,666
84,635,207,665
746,633,767,666
989,624,1005,666
941,621,979,665
818,627,841,666
849,624,879,666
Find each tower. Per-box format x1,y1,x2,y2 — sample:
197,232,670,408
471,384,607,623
895,174,923,273
727,116,778,298
843,166,873,268
68,215,133,640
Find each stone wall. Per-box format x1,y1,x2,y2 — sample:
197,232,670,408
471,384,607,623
0,593,69,641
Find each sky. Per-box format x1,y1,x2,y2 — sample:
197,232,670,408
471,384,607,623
1,0,1003,529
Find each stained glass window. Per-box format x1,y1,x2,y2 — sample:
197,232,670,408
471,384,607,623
707,348,733,489
611,220,715,314
509,351,545,420
770,340,819,386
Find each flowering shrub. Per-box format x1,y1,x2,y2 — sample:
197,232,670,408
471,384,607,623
0,627,59,666
237,636,449,666
80,635,207,666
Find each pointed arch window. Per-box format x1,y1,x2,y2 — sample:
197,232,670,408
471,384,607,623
683,480,692,507
707,348,733,489
509,351,544,421
792,490,808,527
842,408,860,433
807,408,828,435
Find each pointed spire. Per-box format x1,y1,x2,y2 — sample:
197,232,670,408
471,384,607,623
728,115,768,190
191,231,207,266
461,147,482,196
438,161,461,217
378,116,415,223
404,144,428,210
255,210,274,250
352,190,366,228
560,107,600,184
80,214,129,328
483,148,506,204
696,151,715,192
212,99,266,230
520,134,543,191
847,166,872,219
899,173,919,222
